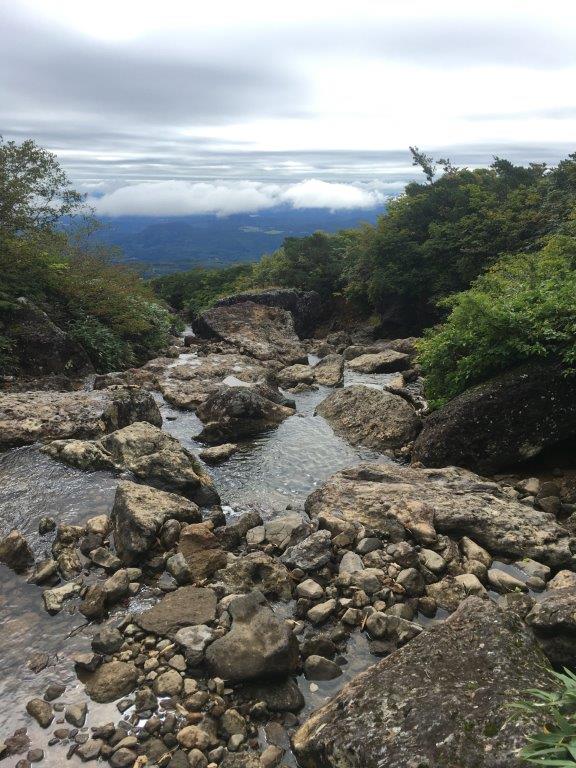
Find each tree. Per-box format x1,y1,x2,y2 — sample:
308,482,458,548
409,146,437,183
0,136,85,239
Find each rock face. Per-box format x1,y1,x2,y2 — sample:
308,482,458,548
205,592,299,682
111,480,201,563
135,586,217,637
305,463,574,567
3,297,93,378
43,422,219,506
0,387,161,449
211,288,322,338
316,385,421,451
292,598,555,768
346,350,410,374
413,362,576,473
196,386,295,444
193,302,305,364
313,354,344,387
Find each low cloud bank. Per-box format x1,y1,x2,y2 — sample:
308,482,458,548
91,178,390,216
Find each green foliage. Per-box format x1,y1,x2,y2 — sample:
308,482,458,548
417,234,576,407
510,668,576,765
152,263,253,316
68,315,133,372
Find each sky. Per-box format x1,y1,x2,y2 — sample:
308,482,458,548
1,0,575,216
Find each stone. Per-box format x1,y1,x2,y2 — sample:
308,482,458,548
175,625,215,665
44,682,66,701
316,385,420,451
221,709,247,737
0,530,34,572
134,687,158,712
548,570,576,590
313,354,344,387
238,678,304,712
199,443,238,464
278,364,315,388
135,586,217,637
305,463,574,567
27,558,58,585
153,669,183,697
346,350,410,374
111,480,202,564
205,591,299,682
76,738,102,761
365,613,422,645
418,548,446,574
339,551,363,574
196,385,295,444
65,703,88,728
526,588,576,666
296,579,324,601
166,553,192,585
92,627,123,655
86,514,110,536
220,754,263,768
264,513,313,550
26,699,53,728
1,386,160,449
43,581,82,614
217,551,293,600
293,598,556,768
109,748,138,768
412,362,576,473
103,570,130,603
281,530,332,571
176,725,211,751
304,655,342,681
178,523,228,583
460,536,492,567
84,661,138,703
487,568,528,594
307,599,336,624
90,547,121,571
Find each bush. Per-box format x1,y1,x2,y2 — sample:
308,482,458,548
68,315,132,372
417,234,576,407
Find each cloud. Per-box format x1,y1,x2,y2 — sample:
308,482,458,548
91,179,387,216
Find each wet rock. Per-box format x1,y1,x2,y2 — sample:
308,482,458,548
239,678,304,712
89,547,121,571
316,385,420,451
261,513,313,551
76,738,102,761
196,385,295,444
293,598,556,768
79,584,107,619
2,387,161,449
178,522,228,582
313,354,344,387
65,703,87,728
217,551,293,599
199,443,238,464
412,362,576,474
38,516,56,535
109,748,138,768
281,530,332,571
92,627,123,654
220,754,263,768
526,588,576,666
304,655,342,681
365,613,422,646
25,699,53,728
346,350,410,374
0,530,34,572
73,652,102,673
205,591,299,682
135,586,217,637
305,463,574,567
176,725,211,751
487,568,527,594
44,683,65,701
42,581,82,614
84,661,138,703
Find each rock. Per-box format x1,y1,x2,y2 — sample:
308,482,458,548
346,350,410,374
221,709,247,737
205,591,299,682
92,627,123,655
176,725,211,751
76,738,103,761
73,652,101,673
166,552,192,584
153,669,183,697
44,682,66,701
418,548,446,574
412,362,576,473
193,301,306,363
281,530,332,571
109,748,138,767
196,386,294,444
313,354,344,387
304,655,342,681
1,387,161,449
460,536,492,567
293,598,556,768
263,513,313,550
316,385,420,451
84,661,138,703
135,586,217,637
89,547,121,571
526,588,576,666
217,552,293,600
339,551,363,574
548,570,576,590
210,288,322,337
102,570,130,603
365,613,422,645
111,480,202,563
220,754,263,768
307,599,336,624
65,702,87,727
86,514,110,537
178,522,228,582
134,687,158,712
278,364,315,388
238,678,304,712
45,422,218,506
296,579,324,600
175,625,215,665
43,581,82,614
305,463,574,567
199,443,238,464
0,530,34,572
487,568,528,594
25,699,53,728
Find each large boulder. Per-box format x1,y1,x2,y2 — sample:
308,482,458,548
211,288,322,338
192,302,306,364
305,463,574,567
413,362,576,473
292,598,556,768
316,385,420,451
43,422,219,506
196,386,295,444
205,591,299,682
3,297,93,378
135,586,217,637
0,387,161,449
111,480,201,563
346,350,410,374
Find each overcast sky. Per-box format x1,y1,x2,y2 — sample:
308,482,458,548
1,0,575,216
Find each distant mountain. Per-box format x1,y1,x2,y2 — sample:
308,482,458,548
91,205,383,275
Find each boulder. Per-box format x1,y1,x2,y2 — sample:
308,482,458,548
205,591,299,682
199,443,238,464
313,354,344,387
316,385,420,451
193,302,305,364
292,598,556,768
346,350,410,374
178,522,228,582
412,362,576,473
135,586,217,637
111,480,201,564
196,385,295,444
43,422,219,506
84,661,138,703
210,288,322,337
277,364,315,388
217,552,293,599
0,530,34,572
280,530,332,571
1,387,161,449
526,588,576,666
305,463,574,567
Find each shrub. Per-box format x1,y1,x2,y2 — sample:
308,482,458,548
68,315,132,372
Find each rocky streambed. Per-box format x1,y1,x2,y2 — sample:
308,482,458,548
0,296,575,768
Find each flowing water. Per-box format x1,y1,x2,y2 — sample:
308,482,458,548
0,353,403,765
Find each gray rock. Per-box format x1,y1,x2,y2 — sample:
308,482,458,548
153,669,183,697
346,350,410,374
135,586,217,637
313,354,344,387
65,703,87,728
199,443,238,464
526,588,576,666
84,661,138,703
42,581,82,614
26,699,53,728
166,552,192,585
304,655,342,681
175,625,215,665
0,530,34,572
92,627,123,655
281,530,332,571
217,551,293,600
